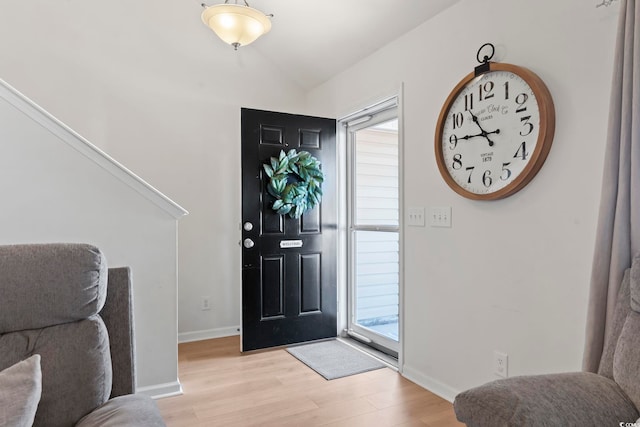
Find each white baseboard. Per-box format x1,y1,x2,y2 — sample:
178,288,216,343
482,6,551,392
401,364,459,403
137,381,183,400
178,326,240,343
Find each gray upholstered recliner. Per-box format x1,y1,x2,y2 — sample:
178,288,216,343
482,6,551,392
454,253,640,426
0,243,166,427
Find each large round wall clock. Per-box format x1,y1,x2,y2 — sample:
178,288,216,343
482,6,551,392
434,43,555,200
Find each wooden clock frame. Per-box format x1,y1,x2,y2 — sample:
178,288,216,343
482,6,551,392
434,62,556,200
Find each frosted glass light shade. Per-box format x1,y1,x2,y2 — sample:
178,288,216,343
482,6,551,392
201,4,272,49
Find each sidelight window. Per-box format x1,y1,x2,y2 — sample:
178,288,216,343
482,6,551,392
345,98,400,357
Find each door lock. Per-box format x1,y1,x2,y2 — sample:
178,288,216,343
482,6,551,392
243,238,255,249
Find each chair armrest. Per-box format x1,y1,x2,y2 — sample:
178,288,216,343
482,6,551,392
454,372,639,426
75,395,166,427
100,267,135,397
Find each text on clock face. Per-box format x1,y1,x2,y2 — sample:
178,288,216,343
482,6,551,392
486,104,509,115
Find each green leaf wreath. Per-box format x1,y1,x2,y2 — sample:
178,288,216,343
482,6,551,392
263,149,324,219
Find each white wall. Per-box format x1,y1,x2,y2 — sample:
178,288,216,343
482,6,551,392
0,0,622,402
308,0,619,399
0,80,185,396
0,1,307,344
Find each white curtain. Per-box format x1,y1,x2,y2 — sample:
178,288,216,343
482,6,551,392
583,0,640,372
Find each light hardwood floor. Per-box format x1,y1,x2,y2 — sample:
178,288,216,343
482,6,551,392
157,336,463,427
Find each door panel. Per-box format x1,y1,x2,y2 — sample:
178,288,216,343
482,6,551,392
261,255,284,318
300,253,321,313
241,108,337,351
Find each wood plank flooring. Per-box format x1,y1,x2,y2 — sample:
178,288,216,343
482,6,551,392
156,336,463,427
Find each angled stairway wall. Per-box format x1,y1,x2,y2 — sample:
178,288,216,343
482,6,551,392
0,78,187,397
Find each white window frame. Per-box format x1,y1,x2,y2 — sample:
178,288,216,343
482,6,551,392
345,96,401,357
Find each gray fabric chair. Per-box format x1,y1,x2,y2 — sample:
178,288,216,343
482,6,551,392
0,243,166,427
454,253,640,426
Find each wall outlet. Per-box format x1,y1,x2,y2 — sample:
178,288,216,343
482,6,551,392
201,296,211,311
494,351,508,378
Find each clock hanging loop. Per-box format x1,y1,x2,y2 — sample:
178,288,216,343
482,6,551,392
475,42,495,76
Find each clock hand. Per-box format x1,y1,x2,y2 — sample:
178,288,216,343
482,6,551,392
468,110,500,147
468,110,495,146
467,109,483,128
459,129,501,141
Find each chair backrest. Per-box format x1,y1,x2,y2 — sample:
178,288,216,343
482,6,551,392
598,253,640,409
0,243,113,427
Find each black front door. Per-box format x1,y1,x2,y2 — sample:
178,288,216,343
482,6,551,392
241,108,337,351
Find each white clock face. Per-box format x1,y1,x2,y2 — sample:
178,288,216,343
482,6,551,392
440,70,540,195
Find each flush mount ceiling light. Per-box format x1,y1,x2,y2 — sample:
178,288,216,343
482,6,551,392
201,1,272,50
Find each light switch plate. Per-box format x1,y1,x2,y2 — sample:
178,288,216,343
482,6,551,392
430,206,452,227
407,207,425,226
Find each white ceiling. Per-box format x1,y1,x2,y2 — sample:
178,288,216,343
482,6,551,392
0,1,460,94
207,0,461,90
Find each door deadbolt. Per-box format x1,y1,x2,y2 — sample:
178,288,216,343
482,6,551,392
243,222,253,231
